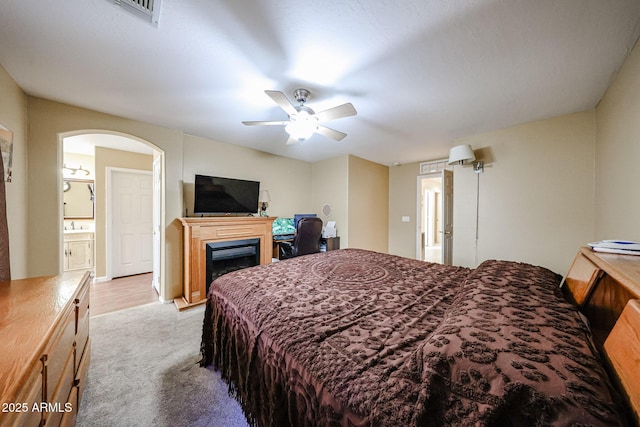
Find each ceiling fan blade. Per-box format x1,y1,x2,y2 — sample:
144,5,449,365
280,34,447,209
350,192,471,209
316,125,347,141
242,120,288,126
265,90,297,116
314,103,357,122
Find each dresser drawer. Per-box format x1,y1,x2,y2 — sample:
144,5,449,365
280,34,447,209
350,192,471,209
43,303,76,403
43,349,75,427
59,386,78,427
562,251,603,306
76,338,91,406
0,364,43,427
75,284,90,373
75,282,90,334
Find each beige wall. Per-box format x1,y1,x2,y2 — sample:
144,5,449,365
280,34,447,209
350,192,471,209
595,39,640,241
348,155,389,252
389,111,596,274
453,111,596,274
26,97,184,301
21,97,320,301
182,134,313,218
311,155,389,251
311,156,349,246
0,65,28,278
94,147,153,278
388,162,423,259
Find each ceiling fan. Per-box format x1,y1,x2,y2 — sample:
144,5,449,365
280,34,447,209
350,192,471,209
242,89,357,144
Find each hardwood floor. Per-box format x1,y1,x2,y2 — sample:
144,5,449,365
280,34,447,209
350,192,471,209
90,272,159,317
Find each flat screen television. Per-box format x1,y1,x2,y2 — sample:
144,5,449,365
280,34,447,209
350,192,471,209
193,174,260,215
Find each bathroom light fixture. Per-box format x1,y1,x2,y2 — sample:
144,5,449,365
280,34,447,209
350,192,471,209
63,164,90,176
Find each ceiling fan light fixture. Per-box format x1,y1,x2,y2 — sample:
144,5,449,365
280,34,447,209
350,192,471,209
243,88,356,144
285,111,318,141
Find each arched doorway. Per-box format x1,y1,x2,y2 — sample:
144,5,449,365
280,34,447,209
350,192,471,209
60,131,165,302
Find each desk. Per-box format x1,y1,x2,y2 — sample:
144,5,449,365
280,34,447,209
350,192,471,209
273,237,294,260
322,237,340,251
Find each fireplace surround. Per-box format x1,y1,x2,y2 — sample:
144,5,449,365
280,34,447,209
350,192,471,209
177,216,275,310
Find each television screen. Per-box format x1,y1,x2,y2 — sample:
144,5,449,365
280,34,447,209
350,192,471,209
193,174,260,214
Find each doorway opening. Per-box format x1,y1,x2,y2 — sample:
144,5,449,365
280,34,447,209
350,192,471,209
60,131,164,303
416,168,453,265
420,176,442,263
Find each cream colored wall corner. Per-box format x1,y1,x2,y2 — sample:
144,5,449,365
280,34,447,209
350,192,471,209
0,64,28,279
453,111,596,274
94,147,153,278
26,97,184,301
311,156,349,247
388,162,422,259
348,155,389,253
595,39,640,241
388,111,596,274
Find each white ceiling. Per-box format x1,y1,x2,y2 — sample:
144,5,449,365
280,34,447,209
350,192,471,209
1,0,639,166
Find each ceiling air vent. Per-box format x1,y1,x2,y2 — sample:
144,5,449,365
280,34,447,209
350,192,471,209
111,0,162,25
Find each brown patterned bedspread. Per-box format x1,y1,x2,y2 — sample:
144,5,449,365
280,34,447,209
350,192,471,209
200,249,625,426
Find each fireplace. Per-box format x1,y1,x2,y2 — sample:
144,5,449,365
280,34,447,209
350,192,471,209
178,216,275,310
205,238,260,294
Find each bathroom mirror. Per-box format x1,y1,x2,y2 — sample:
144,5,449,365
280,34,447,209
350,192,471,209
63,179,94,219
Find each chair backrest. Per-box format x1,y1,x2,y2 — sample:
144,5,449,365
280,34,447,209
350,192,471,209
293,217,323,256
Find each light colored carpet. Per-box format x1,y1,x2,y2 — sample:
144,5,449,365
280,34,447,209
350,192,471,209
76,302,249,427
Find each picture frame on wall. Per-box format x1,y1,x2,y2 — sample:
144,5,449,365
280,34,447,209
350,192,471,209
0,126,13,183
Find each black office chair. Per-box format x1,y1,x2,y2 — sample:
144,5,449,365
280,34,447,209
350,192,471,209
279,217,323,259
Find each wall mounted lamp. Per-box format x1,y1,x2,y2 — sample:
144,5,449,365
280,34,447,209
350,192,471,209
448,145,484,173
448,144,475,165
448,144,485,265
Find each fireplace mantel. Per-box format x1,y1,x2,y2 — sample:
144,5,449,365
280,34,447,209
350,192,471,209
176,216,275,310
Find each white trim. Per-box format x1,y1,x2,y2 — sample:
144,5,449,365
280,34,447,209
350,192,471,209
419,158,448,175
416,175,423,260
416,172,442,260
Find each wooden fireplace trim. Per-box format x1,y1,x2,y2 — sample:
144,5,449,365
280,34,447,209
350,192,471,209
176,216,275,310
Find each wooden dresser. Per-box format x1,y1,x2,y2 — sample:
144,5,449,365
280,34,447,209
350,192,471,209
563,247,640,424
0,271,92,427
563,247,640,347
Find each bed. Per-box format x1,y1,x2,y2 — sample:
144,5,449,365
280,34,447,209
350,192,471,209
201,248,639,426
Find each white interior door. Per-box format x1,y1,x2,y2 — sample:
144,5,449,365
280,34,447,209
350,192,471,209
441,169,453,265
111,169,153,278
